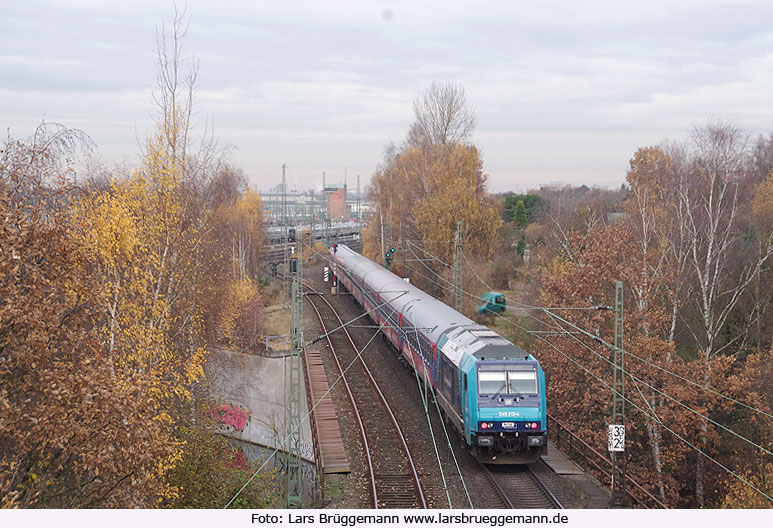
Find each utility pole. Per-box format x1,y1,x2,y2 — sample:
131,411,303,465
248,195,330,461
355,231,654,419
610,280,627,506
384,214,391,267
356,174,360,224
454,221,463,312
380,212,385,265
285,240,303,507
282,164,290,302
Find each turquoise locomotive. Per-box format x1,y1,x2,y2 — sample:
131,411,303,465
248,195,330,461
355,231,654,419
331,244,547,464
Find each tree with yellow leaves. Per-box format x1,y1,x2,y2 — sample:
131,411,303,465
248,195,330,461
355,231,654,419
365,84,500,297
0,124,180,507
74,133,210,445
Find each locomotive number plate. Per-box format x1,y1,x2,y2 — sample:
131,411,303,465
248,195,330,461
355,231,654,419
502,422,515,428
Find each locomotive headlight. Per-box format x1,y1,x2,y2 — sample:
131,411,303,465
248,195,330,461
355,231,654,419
481,422,488,430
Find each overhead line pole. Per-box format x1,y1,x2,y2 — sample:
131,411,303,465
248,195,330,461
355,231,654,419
282,164,289,302
384,214,391,267
454,221,463,312
286,239,303,507
611,280,627,506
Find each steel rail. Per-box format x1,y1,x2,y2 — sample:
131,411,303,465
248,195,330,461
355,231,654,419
305,293,378,508
305,285,427,509
477,460,516,509
478,461,563,509
527,464,564,509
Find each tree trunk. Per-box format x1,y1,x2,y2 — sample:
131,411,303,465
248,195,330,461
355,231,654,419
645,413,666,501
695,366,711,507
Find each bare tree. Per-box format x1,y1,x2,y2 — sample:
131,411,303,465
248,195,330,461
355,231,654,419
152,3,197,166
678,121,773,506
406,81,477,148
682,122,762,360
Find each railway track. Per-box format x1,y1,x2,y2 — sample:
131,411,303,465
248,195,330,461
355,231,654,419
479,461,563,509
263,238,362,263
305,287,427,509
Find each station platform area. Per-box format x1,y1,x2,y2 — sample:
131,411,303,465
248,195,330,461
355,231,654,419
542,441,610,508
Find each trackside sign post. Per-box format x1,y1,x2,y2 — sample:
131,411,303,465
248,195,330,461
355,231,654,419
608,424,625,452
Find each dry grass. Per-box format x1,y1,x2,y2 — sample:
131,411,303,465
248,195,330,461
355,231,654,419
262,301,291,336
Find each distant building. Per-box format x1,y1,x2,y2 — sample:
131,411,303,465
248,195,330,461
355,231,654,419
324,183,348,221
539,182,570,192
260,179,367,225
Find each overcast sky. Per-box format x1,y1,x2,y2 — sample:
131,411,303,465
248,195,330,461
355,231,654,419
2,1,773,193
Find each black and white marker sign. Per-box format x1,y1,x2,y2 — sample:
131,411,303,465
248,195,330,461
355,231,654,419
608,424,625,452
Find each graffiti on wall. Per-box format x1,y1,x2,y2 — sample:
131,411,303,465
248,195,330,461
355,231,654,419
225,446,248,470
210,402,251,432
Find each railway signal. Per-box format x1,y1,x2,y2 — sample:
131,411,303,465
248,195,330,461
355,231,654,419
385,247,395,267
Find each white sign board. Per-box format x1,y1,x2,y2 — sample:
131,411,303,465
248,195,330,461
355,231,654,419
608,424,625,452
323,267,329,282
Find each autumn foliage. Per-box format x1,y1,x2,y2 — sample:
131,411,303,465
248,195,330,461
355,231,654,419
514,125,773,508
0,68,271,512
0,118,271,507
364,84,501,299
0,12,272,509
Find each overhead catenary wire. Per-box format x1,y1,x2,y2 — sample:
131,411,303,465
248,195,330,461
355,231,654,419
399,249,773,503
514,320,773,505
403,325,474,508
541,308,773,422
423,242,773,423
402,329,454,508
540,310,773,457
406,243,561,332
415,241,606,311
412,252,773,457
308,240,772,502
224,292,407,508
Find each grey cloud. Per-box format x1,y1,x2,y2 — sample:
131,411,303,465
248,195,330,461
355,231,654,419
2,1,773,191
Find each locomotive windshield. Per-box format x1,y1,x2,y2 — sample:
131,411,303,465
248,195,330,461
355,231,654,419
478,370,538,395
508,371,538,395
478,371,507,394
